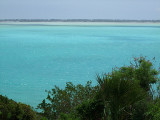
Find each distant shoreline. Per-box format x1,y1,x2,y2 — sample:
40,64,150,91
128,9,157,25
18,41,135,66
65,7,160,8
1,21,160,26
1,19,160,26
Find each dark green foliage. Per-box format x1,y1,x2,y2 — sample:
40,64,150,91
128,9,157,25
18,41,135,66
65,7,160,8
0,95,40,120
37,57,160,120
133,57,159,91
95,57,159,120
144,99,160,120
76,98,104,120
130,100,150,120
97,68,146,120
37,81,98,120
117,57,159,92
58,113,79,120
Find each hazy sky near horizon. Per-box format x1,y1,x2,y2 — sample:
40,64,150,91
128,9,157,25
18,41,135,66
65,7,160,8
0,0,160,20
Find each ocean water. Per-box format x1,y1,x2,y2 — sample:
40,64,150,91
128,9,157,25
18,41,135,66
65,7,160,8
0,23,160,108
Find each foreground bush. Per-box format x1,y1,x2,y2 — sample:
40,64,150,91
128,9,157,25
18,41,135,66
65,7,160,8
0,95,46,120
96,57,159,120
37,81,98,119
37,57,160,120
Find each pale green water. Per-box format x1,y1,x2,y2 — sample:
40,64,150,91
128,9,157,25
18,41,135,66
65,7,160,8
0,23,160,108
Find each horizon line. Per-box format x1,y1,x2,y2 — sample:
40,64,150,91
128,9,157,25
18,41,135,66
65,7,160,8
1,19,160,22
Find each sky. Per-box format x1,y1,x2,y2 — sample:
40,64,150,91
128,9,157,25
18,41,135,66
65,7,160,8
0,0,160,20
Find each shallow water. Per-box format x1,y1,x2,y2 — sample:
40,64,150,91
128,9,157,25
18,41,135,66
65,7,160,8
0,23,160,108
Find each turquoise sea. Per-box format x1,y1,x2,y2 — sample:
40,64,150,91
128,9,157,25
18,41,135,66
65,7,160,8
0,23,160,108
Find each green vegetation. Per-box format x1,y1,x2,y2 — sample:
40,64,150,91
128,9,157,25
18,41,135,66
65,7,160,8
38,57,160,120
0,95,47,120
37,81,98,120
1,57,160,120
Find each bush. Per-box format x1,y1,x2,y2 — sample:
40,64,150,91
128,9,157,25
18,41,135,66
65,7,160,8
0,95,40,120
76,98,104,120
37,57,159,120
37,81,98,119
